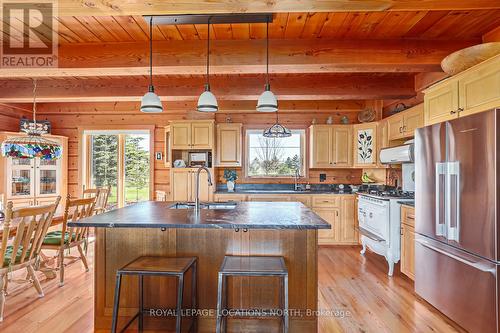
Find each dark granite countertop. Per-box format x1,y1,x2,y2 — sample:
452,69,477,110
398,201,415,207
214,190,354,195
68,201,331,230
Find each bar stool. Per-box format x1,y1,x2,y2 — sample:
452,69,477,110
111,256,197,333
216,256,289,333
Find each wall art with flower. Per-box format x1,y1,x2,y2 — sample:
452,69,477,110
356,129,374,164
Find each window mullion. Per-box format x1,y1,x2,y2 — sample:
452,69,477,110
118,134,125,208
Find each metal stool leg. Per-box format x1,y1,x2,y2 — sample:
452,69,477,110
222,275,228,333
111,273,123,333
283,274,289,333
191,261,197,311
176,274,184,333
138,275,144,332
215,272,224,333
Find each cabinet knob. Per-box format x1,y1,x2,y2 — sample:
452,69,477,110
457,107,464,113
450,110,457,115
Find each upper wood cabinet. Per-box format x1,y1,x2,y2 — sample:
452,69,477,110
424,55,500,126
170,120,214,149
376,119,389,168
215,123,242,167
309,125,352,168
353,122,378,168
387,104,424,140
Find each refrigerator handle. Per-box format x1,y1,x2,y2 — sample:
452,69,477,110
416,238,494,273
435,163,446,237
447,161,460,242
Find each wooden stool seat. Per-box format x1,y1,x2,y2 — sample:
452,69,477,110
111,256,197,333
216,255,289,333
219,256,287,276
120,256,196,274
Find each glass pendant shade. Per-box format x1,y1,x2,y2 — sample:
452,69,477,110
2,135,62,160
1,79,62,160
140,86,163,113
256,84,278,112
263,123,292,138
197,84,218,112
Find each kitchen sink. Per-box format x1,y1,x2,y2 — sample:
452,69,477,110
169,202,237,210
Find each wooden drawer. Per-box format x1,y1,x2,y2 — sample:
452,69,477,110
213,194,247,202
290,195,312,208
401,205,415,227
312,195,340,208
247,195,291,202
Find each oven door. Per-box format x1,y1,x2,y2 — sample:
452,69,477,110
358,197,389,240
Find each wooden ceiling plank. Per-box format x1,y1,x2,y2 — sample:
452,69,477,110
403,10,450,37
453,11,500,39
76,16,119,42
65,17,102,42
54,18,83,43
371,11,413,38
351,11,388,38
337,12,366,39
212,24,233,40
94,16,136,42
483,25,500,42
284,13,308,39
230,23,250,39
249,23,267,39
269,13,289,39
300,12,329,38
112,16,148,41
421,10,473,39
53,1,500,17
318,12,350,38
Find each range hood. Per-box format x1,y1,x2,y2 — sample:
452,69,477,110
380,143,414,164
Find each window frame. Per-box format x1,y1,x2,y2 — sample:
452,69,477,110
244,128,306,179
79,126,155,208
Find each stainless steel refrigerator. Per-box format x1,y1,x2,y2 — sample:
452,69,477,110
415,108,499,333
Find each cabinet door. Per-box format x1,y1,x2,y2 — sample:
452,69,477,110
424,80,459,126
376,120,389,168
290,195,311,208
216,124,241,166
401,224,415,280
191,122,213,149
314,207,340,243
7,158,35,199
190,171,211,202
171,169,191,201
459,55,500,118
171,123,191,149
36,158,61,197
340,196,357,243
332,126,352,167
353,123,377,168
310,126,331,168
387,113,405,141
402,104,424,137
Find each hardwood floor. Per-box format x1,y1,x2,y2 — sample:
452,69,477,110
0,245,465,333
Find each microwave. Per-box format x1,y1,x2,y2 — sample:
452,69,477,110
188,152,212,167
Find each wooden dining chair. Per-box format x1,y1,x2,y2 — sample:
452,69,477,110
155,190,167,201
0,197,61,321
41,195,96,286
84,186,112,214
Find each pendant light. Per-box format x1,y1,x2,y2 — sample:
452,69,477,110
1,79,62,160
140,17,163,113
263,108,292,138
256,20,278,112
197,18,218,112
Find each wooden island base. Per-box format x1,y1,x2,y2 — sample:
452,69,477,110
94,228,319,332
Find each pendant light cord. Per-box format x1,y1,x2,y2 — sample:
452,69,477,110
32,78,37,125
149,16,153,88
206,17,211,87
266,19,269,87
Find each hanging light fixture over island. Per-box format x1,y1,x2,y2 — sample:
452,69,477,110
140,16,163,113
197,18,218,112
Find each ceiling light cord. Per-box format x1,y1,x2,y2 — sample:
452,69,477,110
266,19,269,87
149,16,153,90
32,78,37,125
206,17,211,87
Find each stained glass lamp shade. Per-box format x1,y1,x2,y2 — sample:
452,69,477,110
1,80,62,160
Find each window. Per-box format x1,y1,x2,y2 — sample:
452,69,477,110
246,129,305,177
85,130,152,209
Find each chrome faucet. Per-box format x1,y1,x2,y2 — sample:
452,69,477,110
195,166,213,212
294,168,302,191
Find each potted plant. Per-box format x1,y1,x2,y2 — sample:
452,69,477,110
223,169,238,192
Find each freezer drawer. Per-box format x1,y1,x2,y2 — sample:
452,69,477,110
415,235,499,333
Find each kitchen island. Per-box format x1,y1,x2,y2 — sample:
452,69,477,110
70,201,329,332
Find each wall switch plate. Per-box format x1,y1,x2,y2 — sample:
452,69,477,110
155,152,163,160
320,174,326,182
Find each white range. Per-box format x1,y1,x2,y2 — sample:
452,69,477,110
357,193,413,276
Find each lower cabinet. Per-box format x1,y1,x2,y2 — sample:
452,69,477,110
312,195,358,245
212,193,358,245
400,205,415,280
171,168,213,202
